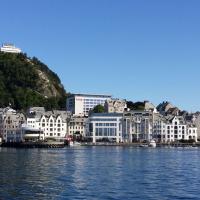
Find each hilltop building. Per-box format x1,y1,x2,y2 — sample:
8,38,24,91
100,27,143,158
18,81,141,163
0,43,22,53
67,94,111,116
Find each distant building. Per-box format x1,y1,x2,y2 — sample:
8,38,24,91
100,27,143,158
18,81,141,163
66,94,111,116
144,101,157,112
104,99,127,113
157,101,175,115
86,113,123,143
0,43,22,53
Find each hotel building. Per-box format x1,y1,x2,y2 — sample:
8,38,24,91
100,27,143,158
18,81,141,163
0,43,22,53
67,94,111,116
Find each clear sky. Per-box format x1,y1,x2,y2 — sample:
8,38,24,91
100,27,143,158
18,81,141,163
0,0,200,111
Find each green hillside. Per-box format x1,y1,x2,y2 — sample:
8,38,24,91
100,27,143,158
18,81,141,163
0,52,67,110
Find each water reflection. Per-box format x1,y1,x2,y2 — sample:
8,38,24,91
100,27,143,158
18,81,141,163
0,147,200,199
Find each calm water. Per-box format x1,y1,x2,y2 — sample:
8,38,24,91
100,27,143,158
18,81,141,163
0,147,200,200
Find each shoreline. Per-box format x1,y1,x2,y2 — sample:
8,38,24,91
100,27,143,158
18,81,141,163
0,141,199,148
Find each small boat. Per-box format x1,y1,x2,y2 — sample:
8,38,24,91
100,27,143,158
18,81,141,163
148,140,156,148
69,141,81,147
139,144,149,148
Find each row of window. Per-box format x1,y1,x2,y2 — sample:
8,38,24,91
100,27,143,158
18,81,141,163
95,128,117,136
69,126,84,129
95,123,117,127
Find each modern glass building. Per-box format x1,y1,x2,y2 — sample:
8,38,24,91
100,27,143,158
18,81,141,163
86,113,123,143
66,94,111,116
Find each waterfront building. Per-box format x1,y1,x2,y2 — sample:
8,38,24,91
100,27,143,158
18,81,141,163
0,43,22,53
122,111,153,142
67,94,111,116
0,107,26,142
104,99,127,113
160,116,187,143
122,111,198,143
23,108,68,141
67,115,87,136
86,113,123,143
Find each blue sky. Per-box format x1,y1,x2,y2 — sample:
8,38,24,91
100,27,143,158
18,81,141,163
0,0,200,111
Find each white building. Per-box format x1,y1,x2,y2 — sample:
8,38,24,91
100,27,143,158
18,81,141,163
86,113,123,143
23,109,68,141
0,43,22,53
122,111,153,142
67,94,111,116
122,112,198,143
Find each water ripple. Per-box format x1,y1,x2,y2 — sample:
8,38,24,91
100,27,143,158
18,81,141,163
0,147,200,199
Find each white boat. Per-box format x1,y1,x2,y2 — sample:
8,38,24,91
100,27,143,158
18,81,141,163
148,140,156,148
139,144,149,148
69,141,81,147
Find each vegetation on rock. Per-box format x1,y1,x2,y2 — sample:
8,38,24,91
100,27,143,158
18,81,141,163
0,52,67,110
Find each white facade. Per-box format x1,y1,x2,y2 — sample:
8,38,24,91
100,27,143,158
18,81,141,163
160,117,186,142
0,44,22,53
86,113,123,143
67,94,111,116
24,115,67,140
122,111,153,142
23,109,69,141
122,112,198,143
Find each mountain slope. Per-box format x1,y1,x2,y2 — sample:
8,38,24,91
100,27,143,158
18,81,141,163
0,52,67,110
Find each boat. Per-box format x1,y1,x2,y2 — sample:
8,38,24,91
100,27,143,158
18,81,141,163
69,141,81,147
148,140,156,148
139,144,149,148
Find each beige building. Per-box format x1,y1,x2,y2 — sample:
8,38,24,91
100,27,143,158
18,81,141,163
104,99,127,113
67,116,87,136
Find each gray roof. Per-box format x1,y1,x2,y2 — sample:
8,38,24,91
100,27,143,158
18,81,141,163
90,113,123,117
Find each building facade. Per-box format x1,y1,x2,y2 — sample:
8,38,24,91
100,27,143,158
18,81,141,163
86,113,123,143
67,94,111,116
122,112,198,143
23,109,68,141
67,115,87,136
122,111,153,142
0,107,26,142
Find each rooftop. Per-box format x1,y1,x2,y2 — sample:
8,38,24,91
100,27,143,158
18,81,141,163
90,113,123,117
68,93,112,98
